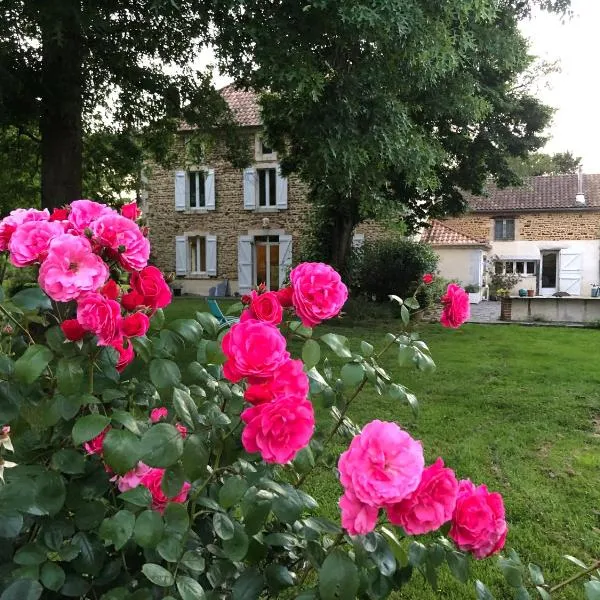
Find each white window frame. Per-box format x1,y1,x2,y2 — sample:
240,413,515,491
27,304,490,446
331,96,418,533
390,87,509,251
256,166,277,208
255,134,277,161
188,170,206,210
494,218,516,241
494,260,537,276
188,235,207,275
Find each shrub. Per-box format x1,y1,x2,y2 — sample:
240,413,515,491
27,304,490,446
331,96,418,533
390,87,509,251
352,238,439,302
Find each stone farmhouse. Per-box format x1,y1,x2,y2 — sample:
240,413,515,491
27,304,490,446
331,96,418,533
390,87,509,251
144,85,390,296
423,171,600,296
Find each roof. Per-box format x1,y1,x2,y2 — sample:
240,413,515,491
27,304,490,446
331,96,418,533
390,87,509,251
421,220,489,247
466,173,600,212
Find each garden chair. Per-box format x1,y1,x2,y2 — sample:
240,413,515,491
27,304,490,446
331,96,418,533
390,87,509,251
206,298,239,329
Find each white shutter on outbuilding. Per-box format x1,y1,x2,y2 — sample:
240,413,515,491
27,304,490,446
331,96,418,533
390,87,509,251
175,171,186,211
278,234,293,286
205,169,215,210
243,168,256,210
238,236,253,294
559,249,582,295
175,236,187,275
206,235,217,276
276,168,288,210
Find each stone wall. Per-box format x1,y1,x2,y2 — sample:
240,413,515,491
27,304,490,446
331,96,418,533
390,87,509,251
443,211,600,242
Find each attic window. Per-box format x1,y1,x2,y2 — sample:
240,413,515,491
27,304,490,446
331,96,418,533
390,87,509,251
494,218,515,241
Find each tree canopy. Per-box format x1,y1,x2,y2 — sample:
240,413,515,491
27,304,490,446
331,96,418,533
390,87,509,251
508,151,582,177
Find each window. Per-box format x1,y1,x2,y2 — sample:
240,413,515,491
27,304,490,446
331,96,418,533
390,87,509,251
261,141,274,156
494,218,515,241
188,171,205,208
188,236,206,274
258,168,277,207
494,260,537,275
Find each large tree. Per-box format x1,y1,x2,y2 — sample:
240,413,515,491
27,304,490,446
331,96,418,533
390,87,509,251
508,150,582,177
0,1,241,209
212,0,570,270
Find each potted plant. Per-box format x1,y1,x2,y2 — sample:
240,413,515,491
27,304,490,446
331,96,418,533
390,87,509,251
464,284,482,304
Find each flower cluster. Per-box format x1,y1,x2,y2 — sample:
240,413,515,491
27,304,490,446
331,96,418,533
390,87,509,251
338,420,507,560
0,200,171,371
222,262,348,464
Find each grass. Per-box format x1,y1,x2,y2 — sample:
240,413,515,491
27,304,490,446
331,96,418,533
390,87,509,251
168,298,600,598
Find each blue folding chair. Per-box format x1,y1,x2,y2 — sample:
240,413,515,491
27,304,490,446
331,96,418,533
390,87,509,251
206,298,239,329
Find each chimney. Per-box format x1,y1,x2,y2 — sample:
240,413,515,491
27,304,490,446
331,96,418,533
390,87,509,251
576,166,585,204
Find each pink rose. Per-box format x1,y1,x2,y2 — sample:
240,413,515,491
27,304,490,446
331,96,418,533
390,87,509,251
139,467,191,513
245,290,283,325
121,312,150,337
39,234,109,302
290,262,348,327
422,273,434,285
121,201,141,220
449,480,508,559
339,487,379,536
77,293,122,346
0,208,50,251
175,423,188,439
386,458,458,535
129,266,172,310
338,420,424,507
68,200,115,233
50,207,69,222
440,284,470,329
244,359,309,405
111,339,135,372
90,213,150,271
117,462,152,493
121,291,144,312
8,220,65,267
150,407,168,423
222,320,289,383
61,319,86,341
276,286,294,308
241,396,314,463
83,427,110,456
100,279,120,300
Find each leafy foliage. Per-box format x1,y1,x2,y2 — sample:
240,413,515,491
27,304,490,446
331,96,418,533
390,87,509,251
508,151,582,177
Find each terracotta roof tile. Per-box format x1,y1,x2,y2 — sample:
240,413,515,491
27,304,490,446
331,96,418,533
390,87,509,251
466,173,600,212
219,84,261,127
422,220,489,246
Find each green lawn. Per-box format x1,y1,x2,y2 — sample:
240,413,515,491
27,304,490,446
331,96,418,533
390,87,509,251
167,299,600,598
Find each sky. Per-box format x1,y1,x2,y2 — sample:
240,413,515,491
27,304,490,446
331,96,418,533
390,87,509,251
519,0,600,171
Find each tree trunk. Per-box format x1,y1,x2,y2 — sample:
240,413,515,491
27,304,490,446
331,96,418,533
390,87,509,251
330,212,356,274
40,5,83,209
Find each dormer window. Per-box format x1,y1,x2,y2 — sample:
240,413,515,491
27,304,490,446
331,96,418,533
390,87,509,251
256,135,277,161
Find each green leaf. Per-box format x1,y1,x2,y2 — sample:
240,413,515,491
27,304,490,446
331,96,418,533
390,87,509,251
232,568,264,600
0,511,23,538
60,574,91,597
51,449,86,474
14,344,53,384
564,555,588,569
162,464,185,499
515,588,531,600
72,414,110,446
499,558,524,588
132,335,153,363
173,387,199,429
0,579,43,600
219,477,249,509
14,543,47,565
100,510,135,550
195,311,220,338
360,340,374,356
182,434,209,480
536,586,551,600
319,550,359,600
110,409,141,435
150,308,165,331
139,423,184,468
11,287,51,311
75,500,106,531
213,512,235,540
400,304,410,324
181,550,205,573
475,580,495,600
169,319,203,344
157,536,184,563
302,339,321,369
56,357,84,395
149,358,181,389
370,534,396,577
33,472,65,516
164,502,189,535
142,563,174,587
447,551,469,584
320,333,352,359
134,510,164,548
340,362,365,387
177,576,206,600
528,563,544,586
40,562,66,592
265,564,294,591
585,581,600,600
222,522,249,561
102,428,141,474
119,486,152,507
404,297,419,310
71,531,105,576
408,542,426,567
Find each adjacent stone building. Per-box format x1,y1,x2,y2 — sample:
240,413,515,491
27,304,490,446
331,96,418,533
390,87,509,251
429,172,600,296
145,85,393,296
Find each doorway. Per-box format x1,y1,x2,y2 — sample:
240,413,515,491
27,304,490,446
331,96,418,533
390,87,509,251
540,251,558,296
254,235,280,290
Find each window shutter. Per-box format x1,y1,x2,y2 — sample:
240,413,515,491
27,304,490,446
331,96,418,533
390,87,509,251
175,236,187,275
243,168,256,210
559,249,582,295
205,169,215,210
278,234,293,286
238,235,253,295
507,219,515,240
276,168,288,209
352,233,365,249
175,171,186,211
206,235,217,276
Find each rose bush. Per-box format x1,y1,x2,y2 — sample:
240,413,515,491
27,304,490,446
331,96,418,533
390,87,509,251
0,198,589,600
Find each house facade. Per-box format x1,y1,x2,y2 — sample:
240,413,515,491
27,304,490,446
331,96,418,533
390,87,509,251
435,172,600,296
144,85,392,296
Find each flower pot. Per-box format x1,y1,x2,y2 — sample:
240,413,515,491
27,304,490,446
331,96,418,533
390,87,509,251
527,290,535,297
